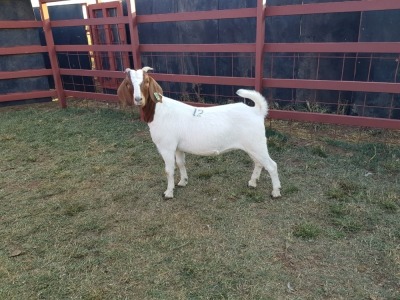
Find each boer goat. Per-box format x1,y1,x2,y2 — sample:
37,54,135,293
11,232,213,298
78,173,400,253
124,66,281,199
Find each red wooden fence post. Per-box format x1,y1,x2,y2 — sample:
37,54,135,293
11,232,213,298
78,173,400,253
126,0,141,69
39,0,66,108
255,0,266,92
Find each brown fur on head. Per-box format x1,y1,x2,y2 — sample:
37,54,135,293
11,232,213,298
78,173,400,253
117,76,134,108
140,72,163,106
139,72,163,123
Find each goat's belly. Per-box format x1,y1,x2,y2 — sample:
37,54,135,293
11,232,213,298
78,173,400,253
177,139,241,156
180,147,235,156
181,148,223,156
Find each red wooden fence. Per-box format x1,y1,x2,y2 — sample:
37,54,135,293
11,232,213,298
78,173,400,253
0,0,399,130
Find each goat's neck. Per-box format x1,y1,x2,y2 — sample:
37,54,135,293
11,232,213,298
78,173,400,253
140,97,157,123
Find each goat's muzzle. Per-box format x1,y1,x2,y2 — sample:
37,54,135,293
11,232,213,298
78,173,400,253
134,97,143,106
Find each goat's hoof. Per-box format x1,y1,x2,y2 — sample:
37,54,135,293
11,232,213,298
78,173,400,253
247,179,257,188
271,190,281,198
163,191,174,199
248,181,257,188
177,180,188,187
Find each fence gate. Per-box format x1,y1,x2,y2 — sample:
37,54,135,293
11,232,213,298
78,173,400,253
88,1,129,91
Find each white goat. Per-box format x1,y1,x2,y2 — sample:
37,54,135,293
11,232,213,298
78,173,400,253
124,66,281,199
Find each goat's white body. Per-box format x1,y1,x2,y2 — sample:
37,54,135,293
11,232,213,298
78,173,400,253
150,97,265,155
147,89,281,199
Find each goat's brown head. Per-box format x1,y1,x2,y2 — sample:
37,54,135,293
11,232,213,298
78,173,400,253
125,67,163,107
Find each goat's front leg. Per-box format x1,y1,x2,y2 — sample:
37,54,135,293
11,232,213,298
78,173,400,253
158,148,176,199
175,150,188,187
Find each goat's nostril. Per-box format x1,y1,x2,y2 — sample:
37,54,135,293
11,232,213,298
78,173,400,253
134,97,142,103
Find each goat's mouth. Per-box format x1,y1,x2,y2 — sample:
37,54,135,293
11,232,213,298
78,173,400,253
134,96,145,106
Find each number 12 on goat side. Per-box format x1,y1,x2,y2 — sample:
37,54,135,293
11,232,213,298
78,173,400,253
193,108,204,117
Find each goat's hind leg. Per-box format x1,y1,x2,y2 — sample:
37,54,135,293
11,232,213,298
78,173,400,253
247,147,281,198
248,160,263,188
262,154,281,198
175,150,188,187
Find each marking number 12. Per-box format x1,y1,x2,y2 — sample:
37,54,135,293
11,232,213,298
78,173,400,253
193,108,204,117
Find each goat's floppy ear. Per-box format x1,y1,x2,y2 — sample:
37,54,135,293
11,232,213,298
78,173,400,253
148,76,163,103
142,66,154,73
117,78,134,107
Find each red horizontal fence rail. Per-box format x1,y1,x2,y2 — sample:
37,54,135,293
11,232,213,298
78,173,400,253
136,8,257,23
0,20,43,29
0,45,48,55
265,0,400,16
264,42,400,53
0,69,53,80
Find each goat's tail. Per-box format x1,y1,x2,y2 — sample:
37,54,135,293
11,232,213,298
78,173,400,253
236,89,268,117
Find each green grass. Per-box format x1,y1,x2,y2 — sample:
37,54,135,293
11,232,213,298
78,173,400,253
0,101,399,299
293,222,321,240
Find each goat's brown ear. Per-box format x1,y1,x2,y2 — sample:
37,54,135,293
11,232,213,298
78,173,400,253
148,76,163,103
117,78,134,107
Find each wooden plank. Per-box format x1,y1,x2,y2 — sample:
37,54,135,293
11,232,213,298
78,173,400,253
65,90,119,102
137,8,256,23
151,73,254,86
0,45,48,55
126,0,141,68
55,44,131,52
61,70,255,86
40,1,66,108
0,20,43,29
0,69,52,80
140,43,255,53
255,1,266,92
269,110,400,130
264,42,400,54
265,0,400,17
50,16,129,27
263,78,400,94
0,90,56,102
59,68,125,78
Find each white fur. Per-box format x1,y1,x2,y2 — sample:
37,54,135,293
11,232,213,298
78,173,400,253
127,67,281,199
